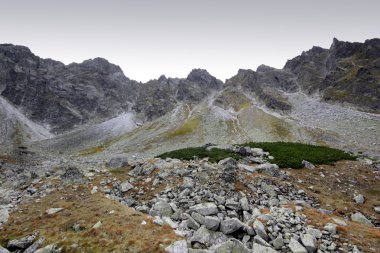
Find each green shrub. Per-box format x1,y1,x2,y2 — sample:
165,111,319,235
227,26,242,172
244,142,355,168
156,147,240,163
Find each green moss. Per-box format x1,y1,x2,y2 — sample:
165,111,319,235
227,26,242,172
165,117,201,138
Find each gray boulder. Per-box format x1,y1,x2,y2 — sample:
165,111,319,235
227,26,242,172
7,231,39,250
0,245,10,253
254,163,280,177
108,156,128,169
220,218,243,234
300,234,316,253
212,239,250,253
120,181,133,193
204,216,220,231
288,238,308,253
253,219,269,241
302,160,315,170
351,212,373,226
252,243,279,253
0,208,9,224
165,240,188,253
152,200,173,217
353,194,365,204
190,203,218,216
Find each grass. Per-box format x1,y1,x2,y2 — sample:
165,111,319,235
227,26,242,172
165,116,201,138
78,141,113,156
156,142,355,168
156,147,241,163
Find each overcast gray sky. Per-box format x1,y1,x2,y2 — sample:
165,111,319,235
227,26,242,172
0,0,379,81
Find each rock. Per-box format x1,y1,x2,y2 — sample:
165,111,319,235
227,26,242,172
33,244,57,253
251,148,264,156
225,198,241,211
332,218,347,226
46,208,64,215
374,206,380,214
60,167,86,184
24,238,45,253
353,194,365,204
219,158,237,183
220,218,244,234
165,240,188,253
192,212,205,225
302,160,315,170
253,219,269,241
190,203,218,216
300,234,316,253
288,238,308,253
272,235,284,250
0,245,10,253
120,181,133,193
323,223,337,234
91,186,98,194
239,197,249,211
183,177,195,189
237,147,252,156
254,163,280,177
153,200,173,217
351,212,373,226
253,235,271,247
185,214,201,230
252,243,278,253
238,164,257,173
107,156,128,169
306,228,322,239
190,226,212,246
204,216,220,231
93,221,102,229
0,208,9,224
7,231,38,250
212,239,250,253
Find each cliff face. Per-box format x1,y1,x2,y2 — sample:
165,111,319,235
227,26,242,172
0,38,379,139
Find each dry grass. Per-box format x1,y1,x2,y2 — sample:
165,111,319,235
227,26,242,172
0,180,180,252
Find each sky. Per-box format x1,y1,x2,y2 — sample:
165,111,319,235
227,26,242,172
0,0,379,82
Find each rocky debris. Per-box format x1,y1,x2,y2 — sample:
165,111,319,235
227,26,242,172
220,218,243,234
0,208,9,225
353,194,365,204
24,238,45,253
211,239,250,253
119,181,133,193
60,166,86,184
252,243,278,253
165,240,188,253
351,212,373,226
107,156,128,169
190,203,219,216
300,234,316,253
301,160,315,170
46,208,64,215
288,238,308,253
323,223,337,234
7,231,39,250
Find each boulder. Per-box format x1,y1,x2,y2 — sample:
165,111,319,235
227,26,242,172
323,223,337,234
301,160,315,170
33,244,57,253
351,212,373,226
288,238,308,253
165,240,188,253
220,218,243,234
253,219,269,241
353,194,365,204
300,234,316,253
7,231,38,250
254,163,280,177
60,167,86,184
252,243,278,253
107,156,128,169
119,181,133,193
46,208,64,215
152,200,173,217
212,239,250,253
190,203,218,216
0,245,10,253
204,216,220,231
0,208,9,224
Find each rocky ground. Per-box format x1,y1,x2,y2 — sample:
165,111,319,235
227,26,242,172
0,146,379,253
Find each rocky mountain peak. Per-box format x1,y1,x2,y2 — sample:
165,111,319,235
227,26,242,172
186,69,222,88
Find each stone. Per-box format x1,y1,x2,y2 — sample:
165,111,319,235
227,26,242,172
153,200,173,217
353,194,365,204
254,163,280,177
239,197,249,211
220,218,243,234
91,186,98,194
332,218,347,226
185,214,200,230
107,156,128,169
306,227,322,239
272,235,284,250
252,243,278,253
183,177,195,189
165,240,188,253
212,239,250,253
46,208,64,215
204,216,220,231
0,246,10,253
192,212,205,225
238,164,256,173
190,202,218,216
120,181,133,193
302,160,315,170
24,238,45,253
0,208,9,224
225,198,241,211
351,212,373,226
300,234,316,253
374,206,380,214
288,238,308,253
33,244,57,253
60,167,86,184
93,221,102,229
251,148,264,156
253,235,271,247
7,231,38,250
190,226,212,246
323,223,337,234
219,158,237,183
253,219,269,241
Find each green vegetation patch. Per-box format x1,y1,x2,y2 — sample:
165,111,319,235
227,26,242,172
245,142,356,169
156,142,355,169
156,147,241,163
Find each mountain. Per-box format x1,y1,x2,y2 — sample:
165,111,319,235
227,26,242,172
0,39,379,158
